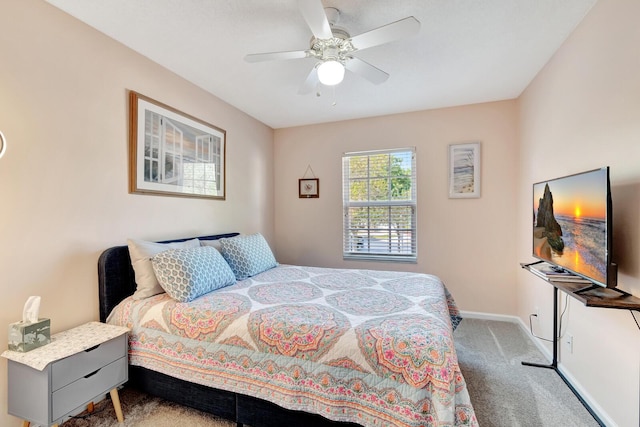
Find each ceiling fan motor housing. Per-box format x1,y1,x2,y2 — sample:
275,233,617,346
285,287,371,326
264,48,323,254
310,27,354,63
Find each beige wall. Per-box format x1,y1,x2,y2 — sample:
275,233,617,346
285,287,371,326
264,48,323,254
2,0,638,426
0,1,273,425
517,0,640,425
273,101,519,314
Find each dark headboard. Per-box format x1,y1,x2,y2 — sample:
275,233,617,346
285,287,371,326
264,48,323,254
97,233,239,322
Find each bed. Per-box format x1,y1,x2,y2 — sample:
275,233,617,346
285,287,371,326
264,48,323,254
98,233,477,427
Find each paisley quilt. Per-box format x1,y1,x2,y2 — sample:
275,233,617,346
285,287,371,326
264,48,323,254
107,265,477,426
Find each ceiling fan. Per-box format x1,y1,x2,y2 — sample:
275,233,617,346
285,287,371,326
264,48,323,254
244,0,421,94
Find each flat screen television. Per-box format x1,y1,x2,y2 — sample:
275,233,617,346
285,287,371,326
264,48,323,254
532,167,616,289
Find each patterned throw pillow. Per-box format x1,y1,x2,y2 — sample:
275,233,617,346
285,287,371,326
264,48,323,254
151,246,236,302
127,238,201,300
219,233,277,280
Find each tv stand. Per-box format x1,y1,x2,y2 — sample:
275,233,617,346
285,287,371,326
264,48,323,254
520,263,640,427
521,263,639,310
573,283,631,296
522,260,544,268
573,284,600,294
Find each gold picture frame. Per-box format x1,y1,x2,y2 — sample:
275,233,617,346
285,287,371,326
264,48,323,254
129,91,226,199
299,178,319,198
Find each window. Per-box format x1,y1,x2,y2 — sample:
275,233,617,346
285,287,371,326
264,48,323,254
342,148,417,261
143,111,223,195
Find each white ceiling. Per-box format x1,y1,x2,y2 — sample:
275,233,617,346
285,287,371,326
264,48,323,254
45,0,597,129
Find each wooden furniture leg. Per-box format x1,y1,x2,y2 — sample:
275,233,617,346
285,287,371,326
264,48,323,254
23,421,57,426
22,395,119,426
110,388,124,423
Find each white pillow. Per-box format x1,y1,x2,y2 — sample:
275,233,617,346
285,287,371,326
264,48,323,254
127,238,200,300
200,239,222,251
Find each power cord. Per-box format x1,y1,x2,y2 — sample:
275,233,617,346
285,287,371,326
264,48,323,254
70,406,110,419
528,313,553,342
632,310,640,331
529,298,639,342
528,293,569,343
558,293,569,339
68,400,111,420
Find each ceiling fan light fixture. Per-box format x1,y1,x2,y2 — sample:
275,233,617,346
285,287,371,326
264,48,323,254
317,60,344,86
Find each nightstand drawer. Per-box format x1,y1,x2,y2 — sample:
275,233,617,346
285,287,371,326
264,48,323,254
51,334,127,391
52,356,127,421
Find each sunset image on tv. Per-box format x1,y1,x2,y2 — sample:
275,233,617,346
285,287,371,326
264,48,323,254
532,168,608,284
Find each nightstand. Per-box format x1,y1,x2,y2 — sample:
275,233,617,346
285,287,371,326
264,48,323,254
2,322,129,427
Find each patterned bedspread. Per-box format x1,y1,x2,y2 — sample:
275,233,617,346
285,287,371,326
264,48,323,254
107,265,477,426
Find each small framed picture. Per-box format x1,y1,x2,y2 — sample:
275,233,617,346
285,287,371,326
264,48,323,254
449,142,481,198
299,178,319,198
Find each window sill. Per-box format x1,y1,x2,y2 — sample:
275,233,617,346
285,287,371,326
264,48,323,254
343,254,417,263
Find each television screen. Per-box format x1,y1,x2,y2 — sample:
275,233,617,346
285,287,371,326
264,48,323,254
532,167,611,287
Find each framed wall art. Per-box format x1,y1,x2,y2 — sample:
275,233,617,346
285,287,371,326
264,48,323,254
299,178,319,198
448,142,481,198
129,91,226,200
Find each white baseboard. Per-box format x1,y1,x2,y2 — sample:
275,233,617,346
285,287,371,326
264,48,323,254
460,310,555,361
556,364,617,427
460,310,522,323
460,310,617,427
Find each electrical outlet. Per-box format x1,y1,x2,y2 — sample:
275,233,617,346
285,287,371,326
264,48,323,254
565,334,574,354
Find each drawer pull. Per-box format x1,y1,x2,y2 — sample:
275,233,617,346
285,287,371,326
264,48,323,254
84,368,101,379
84,344,101,353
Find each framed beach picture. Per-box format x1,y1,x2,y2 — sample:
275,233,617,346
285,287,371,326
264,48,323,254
448,142,481,198
129,91,226,200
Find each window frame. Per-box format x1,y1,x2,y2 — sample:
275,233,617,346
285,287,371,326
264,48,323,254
342,147,417,262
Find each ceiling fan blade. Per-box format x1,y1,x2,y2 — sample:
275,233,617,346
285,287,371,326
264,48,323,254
350,16,420,51
298,0,333,40
298,66,319,94
244,50,310,63
345,57,389,85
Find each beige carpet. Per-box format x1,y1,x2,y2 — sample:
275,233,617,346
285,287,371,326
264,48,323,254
454,319,599,427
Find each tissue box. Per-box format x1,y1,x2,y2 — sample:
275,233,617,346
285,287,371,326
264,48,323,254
8,318,51,352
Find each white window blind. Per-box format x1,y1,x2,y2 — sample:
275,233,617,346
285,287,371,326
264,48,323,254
342,148,417,262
